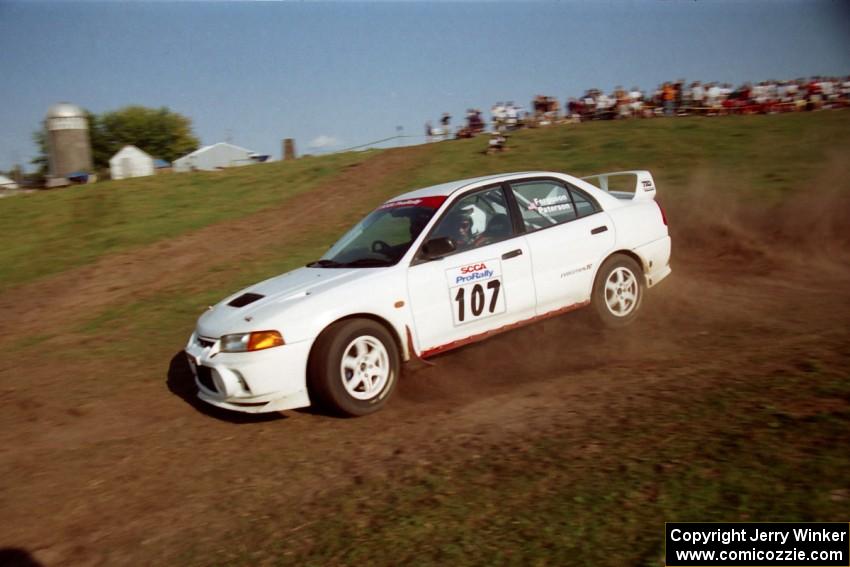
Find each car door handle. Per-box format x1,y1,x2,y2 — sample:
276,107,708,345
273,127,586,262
591,226,608,235
502,249,523,260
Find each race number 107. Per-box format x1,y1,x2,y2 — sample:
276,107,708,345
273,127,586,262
453,279,503,324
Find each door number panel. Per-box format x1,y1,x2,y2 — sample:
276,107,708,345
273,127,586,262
445,259,506,326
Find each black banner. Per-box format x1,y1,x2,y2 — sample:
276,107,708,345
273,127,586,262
666,522,849,566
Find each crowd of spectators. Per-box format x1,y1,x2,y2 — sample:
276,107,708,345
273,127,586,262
564,76,850,121
424,76,850,142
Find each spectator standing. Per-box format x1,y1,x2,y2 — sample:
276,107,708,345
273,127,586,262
491,102,505,131
789,81,803,111
782,80,792,110
819,78,836,107
548,97,561,123
720,83,733,108
674,80,684,114
752,82,766,106
628,87,644,117
567,98,581,122
582,90,597,120
615,86,630,118
505,102,519,129
765,80,779,111
651,84,663,114
706,83,722,114
691,81,705,113
806,78,822,110
595,91,611,119
662,82,675,116
440,112,452,140
465,109,485,134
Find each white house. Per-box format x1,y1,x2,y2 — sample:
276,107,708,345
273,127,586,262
0,175,19,190
173,142,257,173
109,145,154,180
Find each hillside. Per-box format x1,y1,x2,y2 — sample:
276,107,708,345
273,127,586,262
1,110,849,566
3,110,847,291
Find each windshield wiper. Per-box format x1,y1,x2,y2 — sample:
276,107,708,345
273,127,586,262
306,259,344,268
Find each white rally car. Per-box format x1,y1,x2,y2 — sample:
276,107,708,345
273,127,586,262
185,170,671,416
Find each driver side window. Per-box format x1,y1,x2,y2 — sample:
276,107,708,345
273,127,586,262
429,186,514,253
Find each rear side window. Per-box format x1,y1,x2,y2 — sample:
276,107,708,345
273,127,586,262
510,180,577,231
569,187,599,218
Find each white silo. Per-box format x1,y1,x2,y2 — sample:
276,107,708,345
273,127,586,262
45,102,93,183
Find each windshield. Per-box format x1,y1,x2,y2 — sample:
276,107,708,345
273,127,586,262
311,197,445,268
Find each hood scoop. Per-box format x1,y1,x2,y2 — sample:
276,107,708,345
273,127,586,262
227,293,265,308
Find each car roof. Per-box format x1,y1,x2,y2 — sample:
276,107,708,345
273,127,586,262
392,171,548,202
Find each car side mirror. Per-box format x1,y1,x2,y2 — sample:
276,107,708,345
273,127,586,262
421,236,456,260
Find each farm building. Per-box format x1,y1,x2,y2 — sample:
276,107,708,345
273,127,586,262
0,174,19,190
109,145,154,180
173,142,258,173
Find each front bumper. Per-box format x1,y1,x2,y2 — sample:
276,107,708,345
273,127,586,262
184,332,312,413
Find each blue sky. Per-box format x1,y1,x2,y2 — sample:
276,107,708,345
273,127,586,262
1,0,848,172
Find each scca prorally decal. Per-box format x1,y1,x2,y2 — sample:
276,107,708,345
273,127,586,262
445,260,501,288
454,262,494,285
560,263,592,278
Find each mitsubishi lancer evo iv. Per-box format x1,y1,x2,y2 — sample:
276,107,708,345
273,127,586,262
185,170,671,416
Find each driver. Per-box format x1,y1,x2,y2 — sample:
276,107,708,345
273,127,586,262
448,210,474,250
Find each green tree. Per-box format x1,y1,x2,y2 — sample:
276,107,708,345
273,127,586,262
95,106,199,166
31,126,49,176
87,110,112,169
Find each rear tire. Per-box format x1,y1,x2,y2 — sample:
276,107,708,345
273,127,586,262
592,255,644,327
308,319,400,416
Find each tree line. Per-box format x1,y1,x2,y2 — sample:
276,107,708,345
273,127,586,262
33,105,200,175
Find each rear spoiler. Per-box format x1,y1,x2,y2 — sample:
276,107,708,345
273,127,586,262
581,170,657,201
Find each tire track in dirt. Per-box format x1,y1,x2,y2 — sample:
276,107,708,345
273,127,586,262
0,145,432,343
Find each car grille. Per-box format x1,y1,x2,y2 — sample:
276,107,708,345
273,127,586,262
196,366,217,393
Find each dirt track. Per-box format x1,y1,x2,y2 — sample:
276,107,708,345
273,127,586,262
1,151,849,565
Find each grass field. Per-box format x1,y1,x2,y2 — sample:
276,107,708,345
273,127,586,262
1,110,849,566
0,150,369,292
275,368,850,566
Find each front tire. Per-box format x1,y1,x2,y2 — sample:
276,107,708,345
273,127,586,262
592,255,644,327
308,319,400,416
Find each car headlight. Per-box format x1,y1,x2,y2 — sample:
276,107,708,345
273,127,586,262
220,330,284,353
